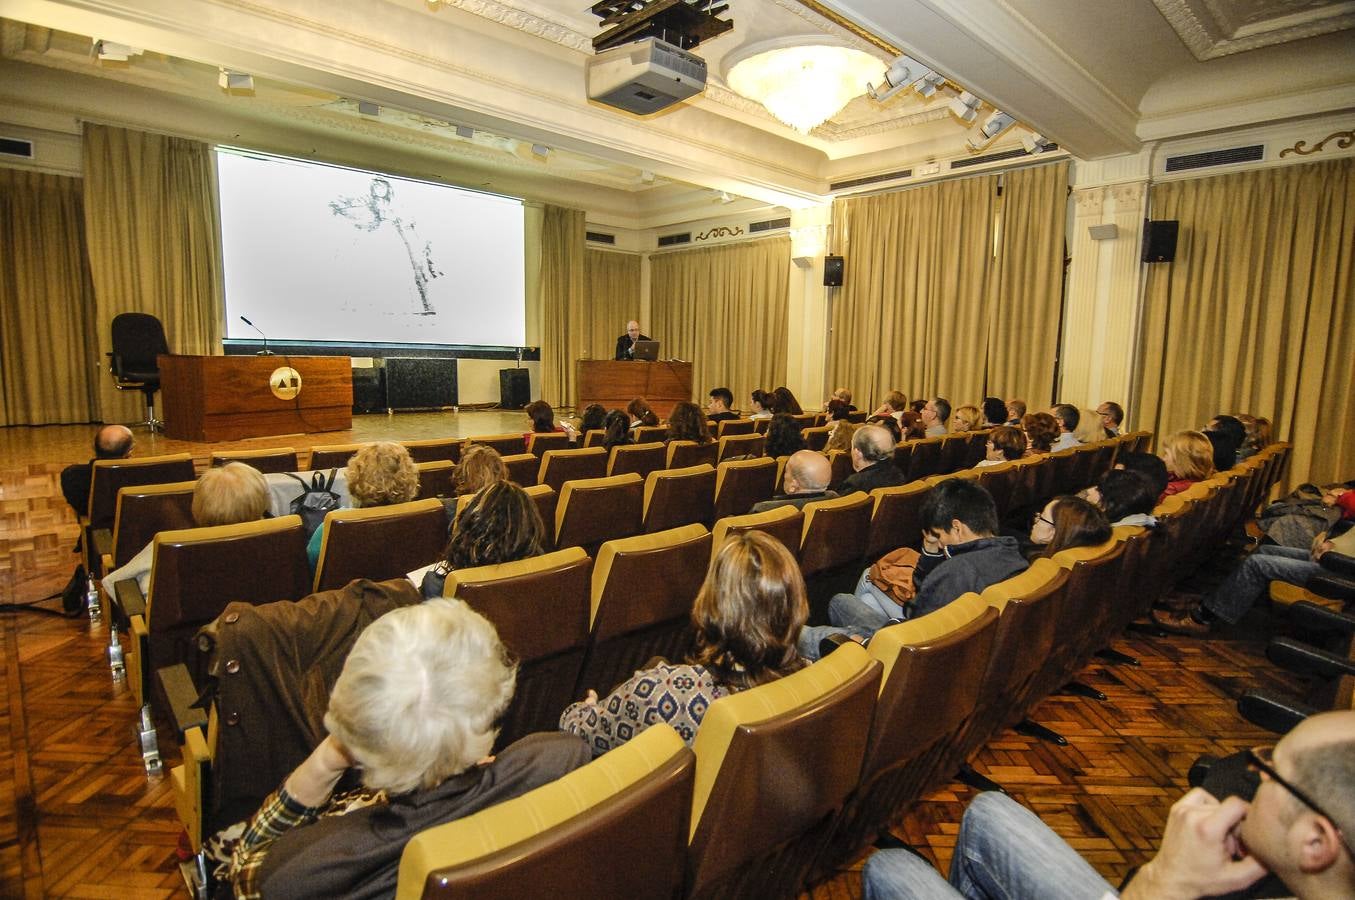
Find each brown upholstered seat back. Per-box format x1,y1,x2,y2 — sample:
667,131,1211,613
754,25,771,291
467,433,530,456
975,461,1016,517
608,442,666,479
538,447,609,493
938,434,970,474
210,448,299,474
444,548,592,748
110,481,197,569
500,452,540,487
716,433,765,463
712,457,776,520
710,506,803,561
575,524,712,696
827,449,854,487
1029,538,1127,702
401,438,464,464
666,439,719,469
802,426,831,451
642,465,716,532
582,429,605,448
527,432,571,457
798,493,872,578
415,460,456,499
716,418,754,437
906,437,943,481
313,498,449,592
89,454,196,529
308,444,368,470
891,441,913,475
634,425,669,444
865,482,931,560
554,473,644,554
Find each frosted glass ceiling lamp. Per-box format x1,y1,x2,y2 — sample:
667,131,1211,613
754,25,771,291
726,43,881,134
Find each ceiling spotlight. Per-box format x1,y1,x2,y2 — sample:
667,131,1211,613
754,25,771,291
913,72,946,98
93,40,142,62
357,100,380,116
218,68,255,93
1021,130,1054,154
966,110,1017,151
640,170,656,184
947,91,981,123
868,54,934,102
531,143,551,158
718,190,734,204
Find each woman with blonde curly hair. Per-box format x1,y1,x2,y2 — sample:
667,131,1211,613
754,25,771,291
951,405,981,433
307,441,420,573
453,444,507,496
1159,430,1216,500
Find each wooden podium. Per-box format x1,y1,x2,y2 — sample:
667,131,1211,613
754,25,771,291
576,360,693,418
159,355,353,442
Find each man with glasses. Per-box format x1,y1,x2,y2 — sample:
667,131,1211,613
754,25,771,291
861,709,1355,899
1097,401,1124,437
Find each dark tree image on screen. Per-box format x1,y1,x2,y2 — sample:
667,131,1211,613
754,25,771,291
329,177,445,315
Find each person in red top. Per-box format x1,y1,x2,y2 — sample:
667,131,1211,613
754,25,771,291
523,399,572,451
1158,430,1216,501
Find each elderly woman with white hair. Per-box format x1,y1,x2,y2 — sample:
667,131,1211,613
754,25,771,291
226,600,590,899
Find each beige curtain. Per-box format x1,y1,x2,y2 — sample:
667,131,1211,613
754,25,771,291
986,162,1068,407
538,204,587,406
827,162,1068,412
584,249,642,360
650,236,790,407
0,168,99,424
81,123,223,423
1133,158,1355,486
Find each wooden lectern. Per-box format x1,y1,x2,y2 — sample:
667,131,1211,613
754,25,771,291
575,360,693,418
159,355,353,442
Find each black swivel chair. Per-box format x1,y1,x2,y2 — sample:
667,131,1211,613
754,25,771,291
109,313,169,431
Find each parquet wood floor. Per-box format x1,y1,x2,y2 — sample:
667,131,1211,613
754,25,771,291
0,417,1304,898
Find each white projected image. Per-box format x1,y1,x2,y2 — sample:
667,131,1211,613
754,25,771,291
218,150,526,346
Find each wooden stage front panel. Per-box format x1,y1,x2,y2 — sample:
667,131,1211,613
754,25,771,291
576,359,693,418
159,354,353,442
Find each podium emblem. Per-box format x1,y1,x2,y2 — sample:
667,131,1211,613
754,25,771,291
269,366,302,400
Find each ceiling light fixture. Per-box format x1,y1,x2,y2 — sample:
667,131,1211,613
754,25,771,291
92,40,142,62
726,42,881,134
867,54,945,103
218,68,254,93
966,110,1017,151
947,91,981,123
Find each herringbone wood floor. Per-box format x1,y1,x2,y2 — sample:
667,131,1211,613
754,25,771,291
0,417,1302,898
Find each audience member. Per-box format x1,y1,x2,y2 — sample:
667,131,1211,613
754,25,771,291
601,410,633,450
614,319,650,360
977,426,1025,467
560,531,807,754
871,390,908,424
60,424,135,516
1205,414,1247,469
749,389,775,420
922,397,951,437
1005,399,1027,426
861,710,1355,900
1097,401,1124,437
1049,404,1081,450
226,600,590,897
627,398,659,428
667,400,714,444
1159,430,1215,501
1028,496,1112,560
824,400,857,454
102,462,270,597
522,399,569,451
835,424,907,495
898,411,924,440
421,480,546,598
1252,416,1274,451
868,414,904,442
452,444,507,497
772,386,804,415
1115,450,1170,499
752,450,837,513
799,479,1027,659
577,403,607,440
1235,413,1261,459
1022,412,1060,455
765,413,807,459
1088,469,1159,527
951,405,981,433
1073,408,1108,444
829,386,856,411
705,387,739,423
910,399,927,414
981,397,1007,429
308,442,420,572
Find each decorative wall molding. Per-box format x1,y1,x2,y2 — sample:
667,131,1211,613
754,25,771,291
1151,0,1355,60
1278,129,1354,158
695,225,745,241
1108,181,1145,206
1072,188,1104,217
434,0,593,53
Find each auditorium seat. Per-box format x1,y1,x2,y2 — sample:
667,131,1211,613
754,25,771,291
574,524,711,697
906,437,943,481
891,441,913,477
582,429,605,448
773,455,789,493
974,460,1016,518
666,439,719,470
685,642,880,899
642,464,716,533
716,433,765,463
709,506,803,561
790,413,817,429
102,480,196,575
712,457,776,520
538,447,609,493
752,418,771,435
798,493,871,580
85,452,196,571
554,473,643,554
308,443,368,470
938,433,970,474
815,593,999,873
527,432,571,457
312,498,448,592
827,449,854,487
802,425,832,452
467,433,530,456
924,469,978,488
500,452,540,487
401,436,464,464
634,425,669,444
443,548,592,749
398,724,694,900
415,459,456,499
209,447,299,474
451,484,556,550
608,441,666,479
964,431,989,468
847,411,868,424
865,482,931,560
715,418,754,438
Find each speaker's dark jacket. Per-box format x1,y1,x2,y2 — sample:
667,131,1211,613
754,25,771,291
614,333,651,360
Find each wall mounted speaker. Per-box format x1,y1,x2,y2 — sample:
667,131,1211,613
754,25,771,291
1088,223,1118,241
386,357,457,410
499,368,531,409
1142,220,1179,263
823,255,845,286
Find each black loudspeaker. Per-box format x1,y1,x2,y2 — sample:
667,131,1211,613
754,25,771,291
1142,220,1179,263
824,255,845,286
386,357,458,410
351,365,385,414
499,368,531,409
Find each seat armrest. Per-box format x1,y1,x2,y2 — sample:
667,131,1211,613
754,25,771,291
157,665,209,738
91,528,113,560
1320,550,1355,579
1306,572,1355,604
115,579,146,619
1266,637,1355,680
1236,690,1317,735
1289,601,1355,637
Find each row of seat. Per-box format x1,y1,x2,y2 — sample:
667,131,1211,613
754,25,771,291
164,441,1291,898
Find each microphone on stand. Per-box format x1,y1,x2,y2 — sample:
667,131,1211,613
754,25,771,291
239,316,274,355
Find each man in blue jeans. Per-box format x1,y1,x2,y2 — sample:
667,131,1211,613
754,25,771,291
862,710,1355,899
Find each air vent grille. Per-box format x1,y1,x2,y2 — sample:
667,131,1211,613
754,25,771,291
585,231,617,245
0,137,34,159
830,169,912,192
657,232,691,247
749,217,790,233
950,148,1031,170
1164,145,1264,172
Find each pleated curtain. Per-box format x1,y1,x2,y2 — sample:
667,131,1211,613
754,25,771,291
538,204,587,407
583,249,642,362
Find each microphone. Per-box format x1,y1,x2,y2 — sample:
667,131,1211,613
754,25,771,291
239,316,274,355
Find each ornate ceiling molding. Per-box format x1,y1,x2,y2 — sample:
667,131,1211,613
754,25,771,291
433,0,593,53
1152,0,1355,60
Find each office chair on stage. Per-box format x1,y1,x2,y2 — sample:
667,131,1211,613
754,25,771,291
108,312,169,432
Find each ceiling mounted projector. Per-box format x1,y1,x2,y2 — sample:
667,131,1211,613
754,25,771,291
587,37,707,115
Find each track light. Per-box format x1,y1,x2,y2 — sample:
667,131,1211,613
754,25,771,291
947,91,981,123
531,143,551,158
867,55,945,103
93,40,142,62
966,110,1017,151
1021,131,1054,154
218,68,255,93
